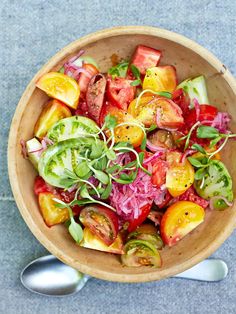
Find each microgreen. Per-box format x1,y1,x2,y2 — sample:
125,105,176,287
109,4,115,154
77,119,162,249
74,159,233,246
191,144,206,154
108,61,129,78
130,64,142,86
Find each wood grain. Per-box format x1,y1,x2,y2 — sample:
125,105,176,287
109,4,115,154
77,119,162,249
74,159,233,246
8,26,236,282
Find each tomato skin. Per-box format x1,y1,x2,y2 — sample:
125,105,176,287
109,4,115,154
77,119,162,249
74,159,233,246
128,203,152,232
143,66,177,93
172,88,190,115
130,45,161,75
100,104,144,147
34,176,55,195
160,201,205,246
107,77,135,111
86,73,106,123
185,105,218,127
151,160,168,188
77,63,99,94
36,72,80,109
34,99,72,140
79,205,119,245
38,192,69,227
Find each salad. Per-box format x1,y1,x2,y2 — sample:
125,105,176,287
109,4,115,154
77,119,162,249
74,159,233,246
21,45,235,268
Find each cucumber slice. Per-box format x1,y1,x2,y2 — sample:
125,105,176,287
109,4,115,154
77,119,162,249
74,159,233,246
38,137,105,188
47,116,99,143
178,75,209,107
194,160,233,209
26,138,42,169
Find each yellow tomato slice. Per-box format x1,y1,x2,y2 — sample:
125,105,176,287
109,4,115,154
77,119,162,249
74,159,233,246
143,66,177,93
80,228,124,254
128,96,156,127
36,72,80,109
105,105,144,147
160,201,205,246
34,99,71,140
38,192,69,227
166,151,194,197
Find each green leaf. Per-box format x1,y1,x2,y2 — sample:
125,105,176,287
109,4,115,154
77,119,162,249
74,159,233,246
197,126,220,139
130,79,141,86
64,168,78,180
188,157,204,168
108,61,129,78
138,152,145,164
105,149,117,160
191,144,206,154
130,64,141,79
146,124,157,132
92,169,109,185
68,218,83,243
195,168,207,180
101,182,112,199
140,135,147,150
105,114,117,129
75,161,90,178
155,91,172,99
209,136,222,148
59,177,78,189
106,164,122,174
90,142,103,159
80,185,90,199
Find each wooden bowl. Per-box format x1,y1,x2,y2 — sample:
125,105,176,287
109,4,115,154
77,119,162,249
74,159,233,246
8,26,236,282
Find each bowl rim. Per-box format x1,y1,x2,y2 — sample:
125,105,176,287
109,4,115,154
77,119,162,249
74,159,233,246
8,26,236,282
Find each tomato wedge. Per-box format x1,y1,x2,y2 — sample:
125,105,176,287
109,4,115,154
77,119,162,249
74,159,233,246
77,63,99,94
166,151,195,197
79,205,119,245
107,77,135,111
101,104,144,147
80,228,123,254
34,99,71,140
34,176,54,195
151,159,168,188
36,72,80,109
143,66,177,93
128,203,152,232
130,45,161,75
185,105,218,127
38,192,69,227
160,201,205,246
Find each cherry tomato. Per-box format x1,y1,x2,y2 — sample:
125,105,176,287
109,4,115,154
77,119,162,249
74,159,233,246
185,105,218,127
36,72,80,109
148,130,176,149
107,77,135,111
155,98,184,130
128,95,156,126
86,73,106,123
34,99,71,140
80,228,124,254
160,201,205,246
151,159,168,188
166,151,194,197
128,203,152,232
129,45,161,75
143,66,177,93
79,205,119,245
101,104,144,148
38,192,69,227
34,176,55,195
77,63,99,94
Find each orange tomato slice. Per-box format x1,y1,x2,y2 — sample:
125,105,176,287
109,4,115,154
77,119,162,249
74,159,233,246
166,151,194,197
160,201,205,246
143,66,177,93
34,99,71,139
38,192,69,227
36,72,80,109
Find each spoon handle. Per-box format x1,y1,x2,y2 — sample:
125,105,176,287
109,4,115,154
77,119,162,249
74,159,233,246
173,259,228,281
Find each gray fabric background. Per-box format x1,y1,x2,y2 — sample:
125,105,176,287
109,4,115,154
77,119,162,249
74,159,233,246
1,0,236,313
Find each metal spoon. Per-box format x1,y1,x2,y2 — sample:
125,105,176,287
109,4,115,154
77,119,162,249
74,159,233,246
21,256,228,297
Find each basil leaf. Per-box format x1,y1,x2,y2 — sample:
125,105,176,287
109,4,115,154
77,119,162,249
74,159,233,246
209,136,222,148
191,144,206,154
197,126,220,139
195,168,207,180
68,218,83,243
130,79,141,86
188,157,204,168
130,64,141,79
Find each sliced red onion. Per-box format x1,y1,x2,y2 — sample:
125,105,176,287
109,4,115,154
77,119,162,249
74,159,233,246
20,140,28,159
209,196,233,210
193,98,200,121
67,50,85,64
73,67,92,80
180,149,196,163
146,139,166,153
143,151,164,165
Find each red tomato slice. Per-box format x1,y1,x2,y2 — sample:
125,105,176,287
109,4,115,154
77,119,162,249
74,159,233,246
128,203,152,232
86,74,107,123
77,63,99,94
172,88,190,115
59,189,82,215
79,205,119,245
155,98,184,130
185,105,218,127
107,77,135,111
34,176,55,195
151,159,168,188
130,45,161,75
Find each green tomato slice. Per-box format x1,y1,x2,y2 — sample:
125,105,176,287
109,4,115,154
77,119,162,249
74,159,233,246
47,116,99,142
194,160,233,209
38,138,105,188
